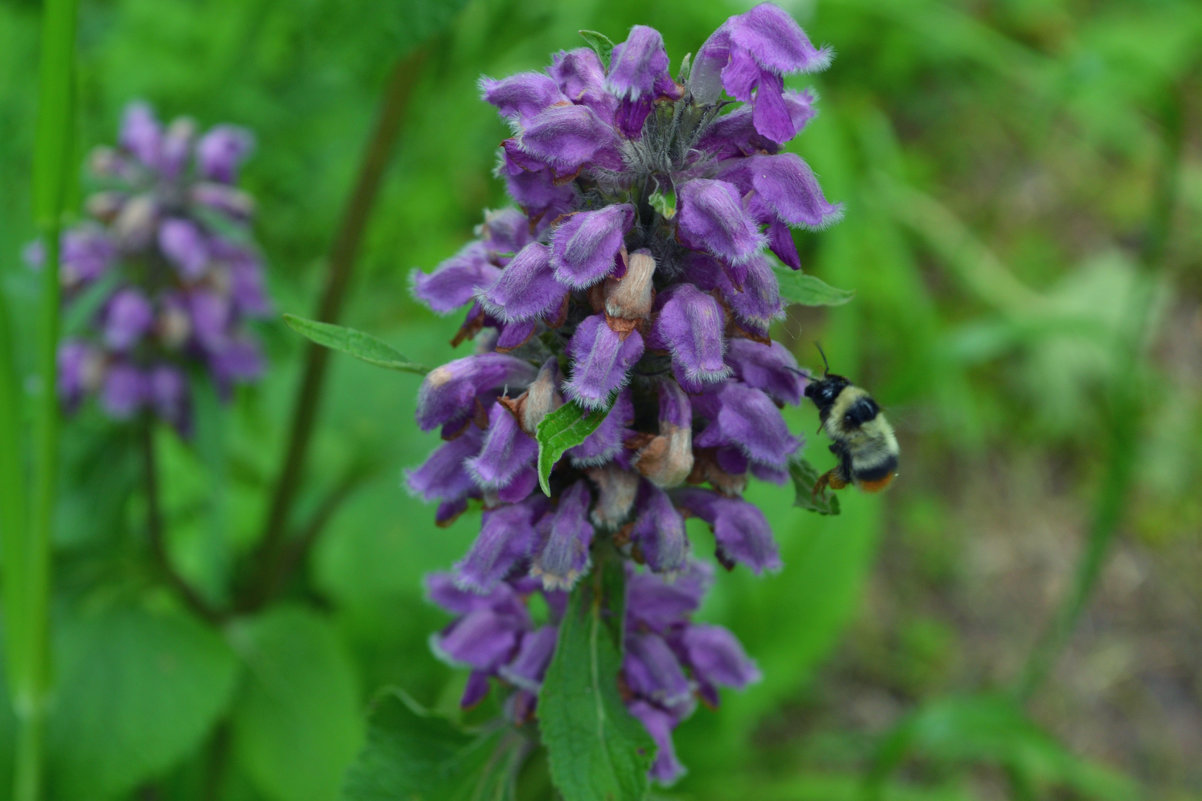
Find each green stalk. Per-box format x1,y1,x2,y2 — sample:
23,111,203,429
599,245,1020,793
1014,91,1183,702
13,0,79,798
0,277,29,702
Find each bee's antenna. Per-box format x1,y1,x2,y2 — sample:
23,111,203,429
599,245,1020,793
815,342,831,377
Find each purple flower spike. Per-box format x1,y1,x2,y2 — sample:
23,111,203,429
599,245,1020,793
466,402,539,490
416,354,538,432
654,285,731,388
683,624,761,689
624,632,693,706
412,242,501,314
630,480,689,573
677,179,764,265
478,242,567,323
455,499,545,593
519,104,622,174
159,218,209,279
748,153,843,229
607,26,671,100
564,315,644,409
550,204,634,289
533,480,595,590
726,339,806,405
197,125,254,183
104,288,154,351
673,488,781,573
481,73,566,125
628,702,687,785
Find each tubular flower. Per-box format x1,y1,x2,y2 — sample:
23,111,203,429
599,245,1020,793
409,4,838,782
28,101,270,433
426,560,758,785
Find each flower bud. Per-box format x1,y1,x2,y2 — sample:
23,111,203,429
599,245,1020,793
604,248,656,323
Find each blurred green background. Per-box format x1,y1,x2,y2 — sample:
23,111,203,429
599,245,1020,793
2,0,1200,799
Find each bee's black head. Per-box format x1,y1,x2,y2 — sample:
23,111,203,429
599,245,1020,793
804,374,851,414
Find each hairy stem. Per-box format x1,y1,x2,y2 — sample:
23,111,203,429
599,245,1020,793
244,49,427,610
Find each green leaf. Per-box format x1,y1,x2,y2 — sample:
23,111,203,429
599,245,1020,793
342,688,521,801
282,314,429,375
230,607,364,801
46,603,239,801
648,187,676,220
773,266,856,307
535,401,612,496
788,457,841,516
578,30,616,70
393,0,472,57
539,556,654,801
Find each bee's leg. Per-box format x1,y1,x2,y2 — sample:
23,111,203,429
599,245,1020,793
812,467,849,499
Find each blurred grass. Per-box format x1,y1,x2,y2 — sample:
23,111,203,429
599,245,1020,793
2,0,1201,798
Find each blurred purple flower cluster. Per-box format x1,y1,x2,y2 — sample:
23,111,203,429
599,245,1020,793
408,3,840,781
27,102,271,433
427,559,759,783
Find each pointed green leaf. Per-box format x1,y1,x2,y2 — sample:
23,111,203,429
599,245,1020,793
282,314,429,375
342,688,521,801
788,456,841,516
648,188,676,220
539,557,654,801
774,267,856,307
535,401,612,496
578,30,616,70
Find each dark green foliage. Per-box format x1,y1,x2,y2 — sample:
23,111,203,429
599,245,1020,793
283,314,429,375
788,456,842,516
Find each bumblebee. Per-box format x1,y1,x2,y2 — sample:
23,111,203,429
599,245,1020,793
803,346,899,496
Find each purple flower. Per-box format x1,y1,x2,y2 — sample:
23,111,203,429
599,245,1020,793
478,242,567,323
533,480,596,590
629,480,689,573
416,353,539,432
694,383,800,468
673,488,781,573
518,104,623,174
466,402,539,491
101,362,146,419
454,497,546,593
653,285,731,389
567,387,633,467
726,339,806,405
104,288,154,351
628,702,687,784
550,204,634,289
632,380,694,488
743,153,843,229
119,102,162,168
550,49,611,115
197,125,254,183
682,624,761,689
564,315,644,409
481,72,566,125
412,242,502,314
607,26,671,100
677,179,765,265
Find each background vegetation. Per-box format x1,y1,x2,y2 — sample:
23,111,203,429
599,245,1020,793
1,0,1199,799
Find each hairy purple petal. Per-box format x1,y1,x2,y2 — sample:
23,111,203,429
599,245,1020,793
533,480,595,590
628,701,686,785
481,208,533,258
498,625,558,691
673,488,781,573
454,499,545,593
624,632,692,705
416,354,538,432
682,624,761,689
478,242,567,323
694,383,799,467
550,204,634,289
627,560,713,632
676,179,764,264
432,609,522,671
481,72,566,124
412,242,502,314
726,339,806,405
630,481,689,573
405,427,486,503
466,402,539,490
564,316,644,409
518,104,622,174
719,254,783,335
728,3,832,74
747,153,842,228
607,26,671,100
653,285,731,387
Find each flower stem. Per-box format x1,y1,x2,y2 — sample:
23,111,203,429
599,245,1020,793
140,420,222,624
1014,88,1183,702
244,48,427,610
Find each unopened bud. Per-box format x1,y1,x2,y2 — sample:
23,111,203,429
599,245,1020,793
604,248,655,323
